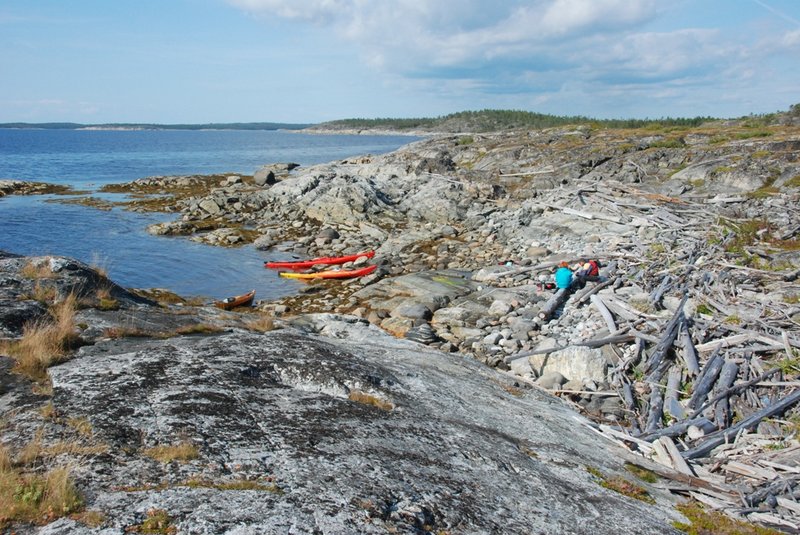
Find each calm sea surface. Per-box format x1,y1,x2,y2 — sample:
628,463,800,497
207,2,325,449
0,129,417,300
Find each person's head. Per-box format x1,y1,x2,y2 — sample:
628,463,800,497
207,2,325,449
559,261,569,268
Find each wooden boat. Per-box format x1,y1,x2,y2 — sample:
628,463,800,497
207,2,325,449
279,264,377,280
265,250,375,270
214,289,256,310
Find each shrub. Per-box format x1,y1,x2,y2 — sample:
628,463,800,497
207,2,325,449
456,136,474,145
673,501,783,534
586,466,654,503
624,463,659,483
649,137,685,149
735,130,772,139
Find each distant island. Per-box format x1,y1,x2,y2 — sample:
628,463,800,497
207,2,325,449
3,105,798,134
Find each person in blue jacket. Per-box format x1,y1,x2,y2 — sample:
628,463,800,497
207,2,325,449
554,261,573,289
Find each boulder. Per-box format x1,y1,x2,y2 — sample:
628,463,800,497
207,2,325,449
404,322,438,345
529,346,609,383
253,233,276,250
315,227,340,242
389,300,433,321
380,315,415,337
254,163,299,186
198,199,221,215
526,246,551,258
535,371,568,390
488,299,513,316
254,168,276,186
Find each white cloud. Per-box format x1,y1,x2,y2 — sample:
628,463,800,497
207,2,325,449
225,0,799,117
781,29,800,47
602,29,731,78
226,0,661,70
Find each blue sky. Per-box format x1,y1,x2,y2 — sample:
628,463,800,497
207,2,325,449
1,0,798,123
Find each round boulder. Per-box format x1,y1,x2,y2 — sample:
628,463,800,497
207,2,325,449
390,301,433,321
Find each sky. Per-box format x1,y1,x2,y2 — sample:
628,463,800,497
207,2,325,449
1,0,798,124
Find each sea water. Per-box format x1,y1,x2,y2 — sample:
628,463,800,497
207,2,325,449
0,128,417,300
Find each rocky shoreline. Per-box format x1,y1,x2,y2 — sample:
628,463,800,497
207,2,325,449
2,118,800,532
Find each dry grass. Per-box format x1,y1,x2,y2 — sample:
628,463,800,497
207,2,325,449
20,260,56,280
22,281,57,304
90,253,109,279
0,443,11,471
42,441,109,458
0,459,83,527
348,390,394,411
172,324,223,336
66,417,93,438
17,432,109,464
32,379,54,397
102,324,222,339
95,285,119,311
142,442,199,463
39,402,57,420
245,313,275,333
128,508,176,534
103,326,153,339
17,431,45,466
71,510,106,528
129,288,206,307
182,476,283,493
9,293,80,382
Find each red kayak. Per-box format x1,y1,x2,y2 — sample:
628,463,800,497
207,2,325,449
265,250,375,270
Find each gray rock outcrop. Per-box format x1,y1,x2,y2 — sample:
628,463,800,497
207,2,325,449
41,315,683,534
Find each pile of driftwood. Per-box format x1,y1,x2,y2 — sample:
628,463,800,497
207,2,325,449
506,179,800,529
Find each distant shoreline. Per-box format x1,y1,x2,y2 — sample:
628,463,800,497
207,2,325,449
0,122,313,131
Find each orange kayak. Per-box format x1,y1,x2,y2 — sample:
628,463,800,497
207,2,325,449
214,289,256,310
279,264,377,280
265,250,375,270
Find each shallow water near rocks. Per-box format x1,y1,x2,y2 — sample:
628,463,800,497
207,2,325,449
0,194,300,301
0,129,417,300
